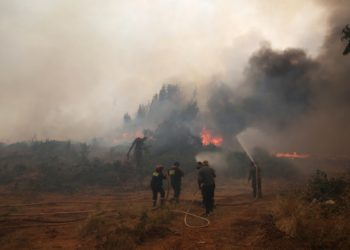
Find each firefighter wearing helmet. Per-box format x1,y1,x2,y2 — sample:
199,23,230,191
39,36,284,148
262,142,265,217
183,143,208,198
150,165,166,207
168,162,184,204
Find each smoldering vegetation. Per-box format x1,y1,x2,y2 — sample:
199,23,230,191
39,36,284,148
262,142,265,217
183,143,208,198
0,83,305,193
1,33,350,192
0,140,131,192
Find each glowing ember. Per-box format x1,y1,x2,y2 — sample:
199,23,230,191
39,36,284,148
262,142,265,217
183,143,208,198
275,152,310,159
201,127,223,147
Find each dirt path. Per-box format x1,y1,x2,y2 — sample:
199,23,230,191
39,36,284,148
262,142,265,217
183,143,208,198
141,193,303,249
0,181,305,249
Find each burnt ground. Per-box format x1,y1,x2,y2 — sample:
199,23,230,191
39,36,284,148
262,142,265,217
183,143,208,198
0,179,307,250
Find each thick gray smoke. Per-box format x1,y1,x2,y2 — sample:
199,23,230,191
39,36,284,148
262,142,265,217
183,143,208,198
0,0,329,142
205,0,350,155
207,47,317,136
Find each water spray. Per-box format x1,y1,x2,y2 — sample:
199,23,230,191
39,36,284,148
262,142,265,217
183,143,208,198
236,135,262,198
236,135,255,165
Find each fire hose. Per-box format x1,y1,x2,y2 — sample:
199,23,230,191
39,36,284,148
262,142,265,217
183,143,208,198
172,189,210,228
165,175,210,228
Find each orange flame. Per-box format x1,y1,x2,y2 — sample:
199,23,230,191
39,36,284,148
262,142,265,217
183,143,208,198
201,128,223,147
275,152,310,159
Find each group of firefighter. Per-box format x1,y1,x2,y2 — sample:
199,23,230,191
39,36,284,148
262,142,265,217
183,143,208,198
150,160,259,217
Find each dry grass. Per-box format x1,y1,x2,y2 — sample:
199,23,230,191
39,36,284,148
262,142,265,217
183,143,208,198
272,195,350,249
79,207,174,249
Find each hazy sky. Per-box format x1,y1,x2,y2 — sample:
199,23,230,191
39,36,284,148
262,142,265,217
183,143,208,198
0,0,330,142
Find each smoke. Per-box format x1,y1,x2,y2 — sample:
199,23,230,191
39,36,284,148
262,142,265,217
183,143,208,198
0,0,328,142
1,0,348,158
205,0,350,155
207,47,317,137
196,151,228,170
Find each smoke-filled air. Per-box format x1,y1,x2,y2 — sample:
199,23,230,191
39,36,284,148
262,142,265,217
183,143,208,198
0,1,350,249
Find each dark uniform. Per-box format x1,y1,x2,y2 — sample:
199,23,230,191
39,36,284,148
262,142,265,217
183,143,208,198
196,161,205,206
168,162,184,203
151,166,166,207
198,161,216,215
248,163,257,197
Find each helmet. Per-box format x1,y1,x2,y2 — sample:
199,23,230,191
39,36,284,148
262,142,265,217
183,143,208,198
203,160,209,166
156,165,164,172
174,161,180,167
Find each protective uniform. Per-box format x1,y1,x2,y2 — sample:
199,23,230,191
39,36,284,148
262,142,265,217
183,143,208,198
168,162,184,203
198,161,216,216
150,166,166,207
248,164,257,197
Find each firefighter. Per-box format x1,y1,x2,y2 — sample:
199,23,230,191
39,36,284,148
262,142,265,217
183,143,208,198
248,162,257,197
168,162,184,203
196,161,205,207
198,160,216,216
127,137,147,171
150,165,166,207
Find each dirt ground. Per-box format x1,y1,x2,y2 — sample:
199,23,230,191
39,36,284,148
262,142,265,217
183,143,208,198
0,179,306,250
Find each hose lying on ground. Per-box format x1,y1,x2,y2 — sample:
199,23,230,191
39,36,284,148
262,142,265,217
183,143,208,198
170,188,210,228
172,209,210,228
155,173,210,228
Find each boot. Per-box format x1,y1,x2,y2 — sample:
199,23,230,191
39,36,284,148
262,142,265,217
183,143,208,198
152,200,157,207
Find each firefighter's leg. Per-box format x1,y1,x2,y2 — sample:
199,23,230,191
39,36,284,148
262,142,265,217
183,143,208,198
209,184,215,212
152,188,157,207
160,188,165,206
169,184,175,203
174,184,180,203
252,181,257,198
201,187,205,207
202,185,211,215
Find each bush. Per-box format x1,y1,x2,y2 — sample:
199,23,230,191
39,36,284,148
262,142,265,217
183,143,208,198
272,171,350,249
81,209,173,249
273,196,350,249
304,170,348,202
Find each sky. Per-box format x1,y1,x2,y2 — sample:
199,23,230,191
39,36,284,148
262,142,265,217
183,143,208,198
0,0,334,142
